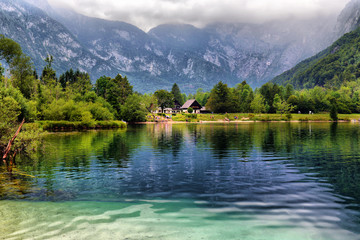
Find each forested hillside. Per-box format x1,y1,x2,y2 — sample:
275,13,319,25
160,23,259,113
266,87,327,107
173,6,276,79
272,27,360,89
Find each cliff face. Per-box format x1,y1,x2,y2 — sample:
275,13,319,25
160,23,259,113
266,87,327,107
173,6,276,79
335,0,360,39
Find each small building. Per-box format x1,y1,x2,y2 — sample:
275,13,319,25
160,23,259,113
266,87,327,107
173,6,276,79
181,99,202,113
152,100,183,114
172,100,182,114
164,108,173,114
200,106,211,114
153,107,163,114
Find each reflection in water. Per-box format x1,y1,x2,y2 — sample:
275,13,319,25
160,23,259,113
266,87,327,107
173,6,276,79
1,123,360,239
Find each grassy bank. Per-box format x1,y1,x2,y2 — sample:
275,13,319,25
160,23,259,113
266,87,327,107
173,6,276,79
149,113,360,122
36,120,127,131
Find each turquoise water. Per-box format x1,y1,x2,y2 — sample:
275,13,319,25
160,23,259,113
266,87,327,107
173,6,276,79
1,123,360,239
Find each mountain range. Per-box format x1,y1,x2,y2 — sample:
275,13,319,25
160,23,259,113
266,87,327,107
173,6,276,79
0,0,358,93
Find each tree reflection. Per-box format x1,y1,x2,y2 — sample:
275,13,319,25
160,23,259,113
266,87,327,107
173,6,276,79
146,124,184,157
2,123,360,206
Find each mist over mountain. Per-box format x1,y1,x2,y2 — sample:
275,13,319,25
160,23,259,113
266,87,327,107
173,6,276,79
0,0,353,92
335,0,360,39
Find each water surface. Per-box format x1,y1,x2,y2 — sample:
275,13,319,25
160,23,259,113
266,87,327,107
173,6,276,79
1,123,360,239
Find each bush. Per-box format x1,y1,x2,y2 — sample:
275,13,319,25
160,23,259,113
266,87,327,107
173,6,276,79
38,120,126,130
188,107,194,113
186,113,197,119
88,102,114,120
286,113,292,121
81,111,96,128
120,94,148,122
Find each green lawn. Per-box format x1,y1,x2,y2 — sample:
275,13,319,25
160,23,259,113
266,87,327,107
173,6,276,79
149,113,360,122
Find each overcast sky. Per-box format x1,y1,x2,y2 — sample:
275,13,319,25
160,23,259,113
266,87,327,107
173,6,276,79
47,0,351,31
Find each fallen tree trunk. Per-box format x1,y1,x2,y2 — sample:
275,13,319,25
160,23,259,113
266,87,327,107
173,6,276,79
2,118,25,169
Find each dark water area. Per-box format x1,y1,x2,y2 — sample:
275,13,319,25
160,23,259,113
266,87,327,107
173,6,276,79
1,123,360,239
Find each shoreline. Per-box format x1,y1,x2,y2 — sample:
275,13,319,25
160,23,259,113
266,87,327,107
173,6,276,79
133,120,353,124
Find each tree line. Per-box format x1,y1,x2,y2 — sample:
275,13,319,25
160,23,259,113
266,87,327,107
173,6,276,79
2,33,358,134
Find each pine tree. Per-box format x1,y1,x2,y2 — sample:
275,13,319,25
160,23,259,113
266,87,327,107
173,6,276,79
171,83,183,105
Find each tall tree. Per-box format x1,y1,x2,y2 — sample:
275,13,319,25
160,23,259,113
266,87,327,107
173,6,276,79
60,69,92,95
154,89,174,112
259,82,281,113
273,94,294,116
95,76,111,99
206,81,231,113
0,35,22,64
10,54,35,99
94,74,133,118
112,74,133,105
171,83,183,105
120,94,148,122
250,93,267,113
41,55,57,85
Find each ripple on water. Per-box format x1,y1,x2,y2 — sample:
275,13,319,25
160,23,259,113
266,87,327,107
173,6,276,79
0,199,359,240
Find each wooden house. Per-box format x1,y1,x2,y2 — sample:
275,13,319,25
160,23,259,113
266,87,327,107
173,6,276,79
181,99,202,113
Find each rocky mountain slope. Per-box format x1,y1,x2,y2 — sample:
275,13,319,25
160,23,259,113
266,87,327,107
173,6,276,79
0,0,348,92
0,0,118,80
335,0,360,39
52,6,337,90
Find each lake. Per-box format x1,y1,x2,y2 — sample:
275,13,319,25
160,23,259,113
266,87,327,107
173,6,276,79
1,122,360,240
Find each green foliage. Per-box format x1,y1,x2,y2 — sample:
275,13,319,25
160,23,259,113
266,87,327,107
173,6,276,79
38,120,126,130
60,69,92,95
0,95,21,139
206,81,232,113
171,83,184,105
330,98,338,121
232,82,254,112
286,113,292,120
0,83,35,121
250,93,267,113
120,94,148,122
154,89,174,111
273,94,294,115
0,35,22,64
81,111,96,128
142,94,158,113
0,35,35,99
186,113,197,119
10,54,35,99
273,27,360,89
259,82,281,113
188,107,194,113
194,88,210,106
41,55,57,84
95,74,133,118
0,63,4,79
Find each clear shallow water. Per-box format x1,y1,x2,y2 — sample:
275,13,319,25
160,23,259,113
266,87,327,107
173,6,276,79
1,123,360,239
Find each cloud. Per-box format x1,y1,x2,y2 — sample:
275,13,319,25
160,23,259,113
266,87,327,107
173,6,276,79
48,0,350,31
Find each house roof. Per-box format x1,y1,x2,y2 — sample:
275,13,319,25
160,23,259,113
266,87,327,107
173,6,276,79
181,99,201,109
